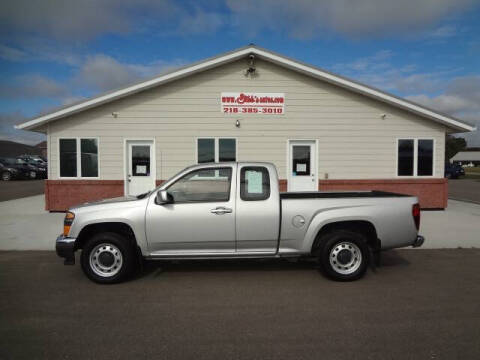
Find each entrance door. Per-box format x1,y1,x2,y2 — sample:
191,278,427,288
288,140,317,192
126,140,155,196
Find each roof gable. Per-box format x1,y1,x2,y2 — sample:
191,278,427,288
16,45,475,133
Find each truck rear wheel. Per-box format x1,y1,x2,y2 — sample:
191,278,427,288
80,232,135,284
318,230,369,281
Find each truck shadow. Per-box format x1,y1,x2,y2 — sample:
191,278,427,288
135,250,410,279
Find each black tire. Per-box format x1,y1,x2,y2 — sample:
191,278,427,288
80,232,136,284
318,230,370,281
2,171,11,181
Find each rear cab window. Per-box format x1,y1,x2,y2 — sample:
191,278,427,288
240,166,270,201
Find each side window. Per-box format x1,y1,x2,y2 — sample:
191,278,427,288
167,167,232,203
240,166,270,201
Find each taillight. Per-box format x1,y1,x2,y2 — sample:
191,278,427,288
412,203,420,230
63,212,75,236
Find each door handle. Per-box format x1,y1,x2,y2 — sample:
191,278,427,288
210,207,232,215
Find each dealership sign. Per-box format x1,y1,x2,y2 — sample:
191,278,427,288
221,92,285,114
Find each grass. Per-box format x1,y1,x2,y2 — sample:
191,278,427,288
464,167,480,174
462,167,480,181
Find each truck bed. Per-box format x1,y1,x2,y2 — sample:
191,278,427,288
280,190,410,199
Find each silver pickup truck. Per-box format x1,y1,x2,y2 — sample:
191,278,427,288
56,162,424,283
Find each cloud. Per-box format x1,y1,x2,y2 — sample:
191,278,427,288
332,50,463,94
0,44,27,61
0,0,224,43
0,74,68,99
1,1,476,44
176,8,225,35
424,25,457,39
226,0,478,39
0,112,45,145
0,0,172,40
333,50,478,145
406,76,480,145
73,54,185,92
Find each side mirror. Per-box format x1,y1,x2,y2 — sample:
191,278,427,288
155,190,173,205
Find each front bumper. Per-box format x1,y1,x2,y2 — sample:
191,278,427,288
56,234,76,265
412,235,425,248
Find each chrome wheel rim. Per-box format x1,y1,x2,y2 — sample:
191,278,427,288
30,171,36,179
89,243,123,278
329,241,362,275
2,172,10,181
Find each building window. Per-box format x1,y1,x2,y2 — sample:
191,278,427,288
81,139,99,177
197,138,236,163
397,139,434,177
59,138,99,178
59,139,77,177
417,139,433,176
398,139,414,176
240,166,270,201
197,138,215,163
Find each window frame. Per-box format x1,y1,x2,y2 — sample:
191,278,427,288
58,137,100,179
196,137,237,163
395,138,435,178
240,166,271,201
165,166,233,204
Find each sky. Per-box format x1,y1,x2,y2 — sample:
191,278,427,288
0,0,479,146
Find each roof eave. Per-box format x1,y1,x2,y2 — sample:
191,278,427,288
15,45,476,133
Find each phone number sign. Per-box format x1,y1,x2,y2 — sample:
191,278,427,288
221,92,285,115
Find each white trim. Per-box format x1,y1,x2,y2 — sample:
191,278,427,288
196,137,238,163
15,46,475,133
395,138,436,178
287,139,318,191
123,138,156,196
57,137,100,179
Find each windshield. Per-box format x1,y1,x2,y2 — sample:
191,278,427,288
136,165,204,199
15,159,26,164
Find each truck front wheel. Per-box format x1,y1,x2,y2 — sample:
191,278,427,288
318,230,370,281
80,232,135,284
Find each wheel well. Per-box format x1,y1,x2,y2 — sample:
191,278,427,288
311,220,379,255
75,222,137,251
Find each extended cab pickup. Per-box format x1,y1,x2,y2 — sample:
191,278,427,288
56,162,424,283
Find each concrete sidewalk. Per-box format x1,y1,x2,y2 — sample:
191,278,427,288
0,195,479,250
0,195,63,250
421,200,480,248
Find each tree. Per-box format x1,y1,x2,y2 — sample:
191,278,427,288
445,135,466,160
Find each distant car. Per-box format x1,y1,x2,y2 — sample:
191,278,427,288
17,156,47,179
18,154,47,167
445,163,465,179
0,162,20,181
0,158,36,180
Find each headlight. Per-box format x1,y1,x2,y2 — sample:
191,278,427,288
63,212,75,236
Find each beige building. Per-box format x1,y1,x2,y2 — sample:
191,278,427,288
17,46,474,210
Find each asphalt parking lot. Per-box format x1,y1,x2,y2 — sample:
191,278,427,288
1,250,479,360
448,178,480,204
0,180,44,202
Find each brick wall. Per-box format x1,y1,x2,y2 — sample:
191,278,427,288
45,178,447,211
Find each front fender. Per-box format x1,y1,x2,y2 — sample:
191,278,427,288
68,205,148,255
